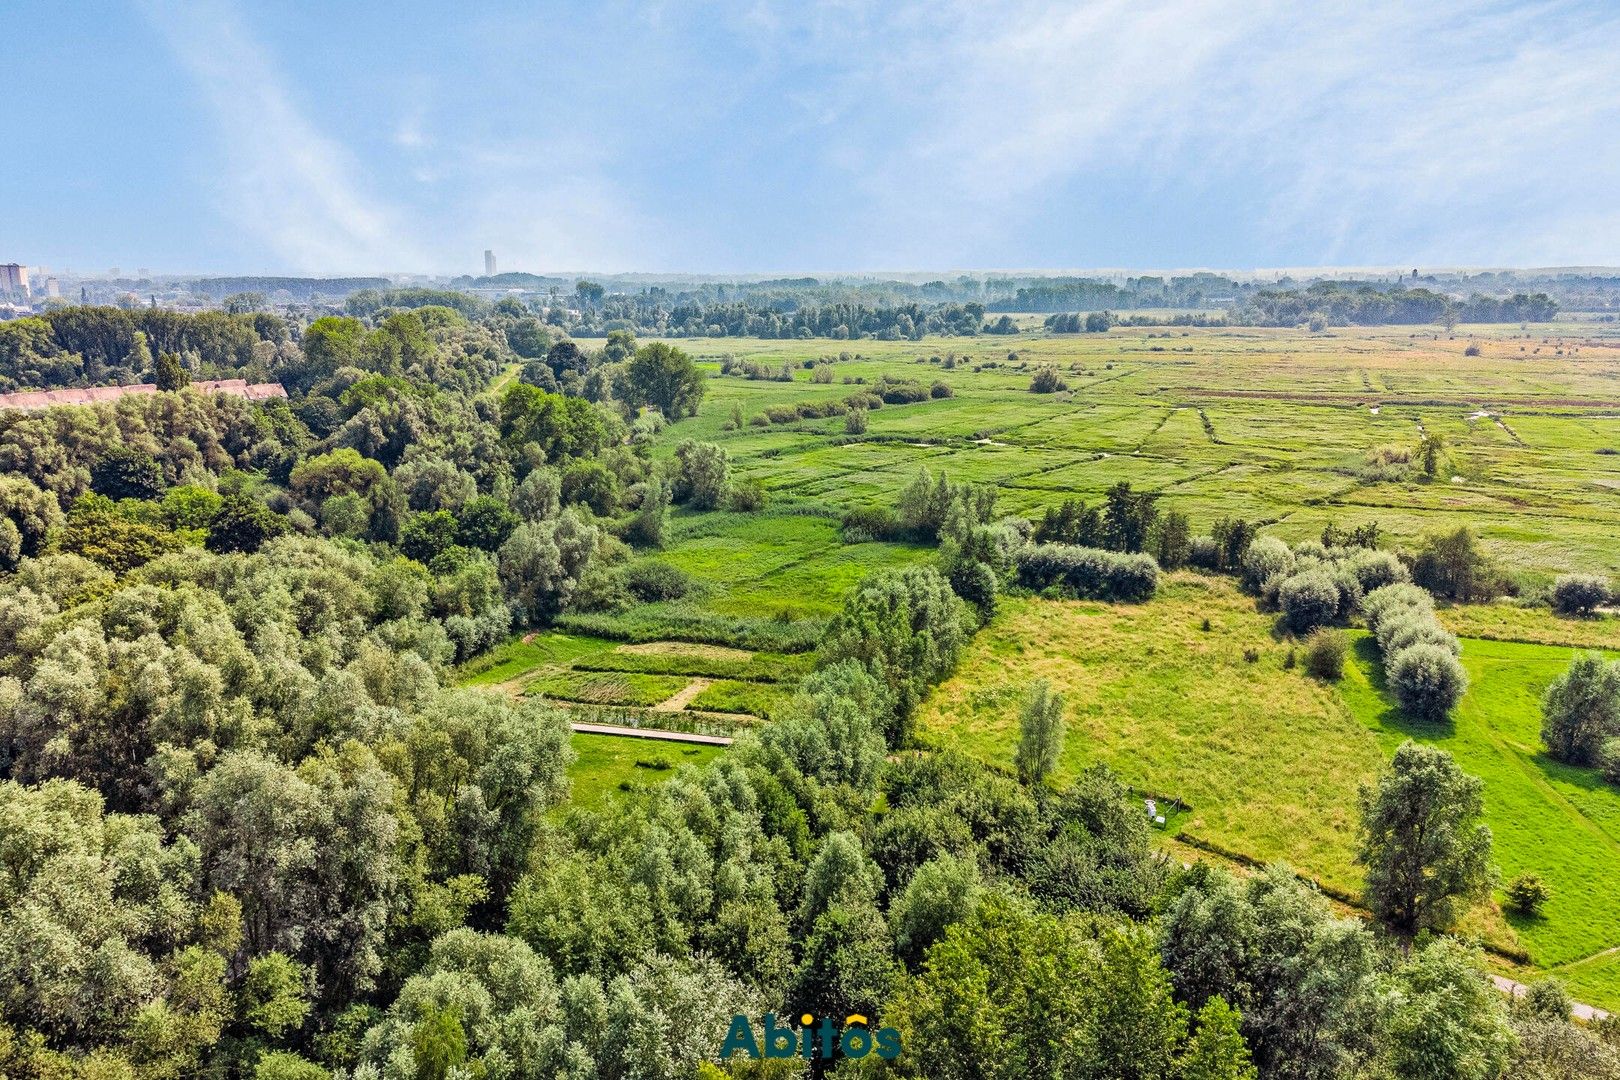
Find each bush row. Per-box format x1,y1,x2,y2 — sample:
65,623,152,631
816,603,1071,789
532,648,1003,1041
1363,583,1468,722
1014,544,1160,602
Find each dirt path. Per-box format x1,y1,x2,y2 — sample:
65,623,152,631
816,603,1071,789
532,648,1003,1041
652,677,712,712
570,721,733,746
1490,974,1610,1021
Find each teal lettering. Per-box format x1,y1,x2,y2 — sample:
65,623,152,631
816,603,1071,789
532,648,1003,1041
763,1013,797,1059
720,1016,759,1059
875,1027,902,1060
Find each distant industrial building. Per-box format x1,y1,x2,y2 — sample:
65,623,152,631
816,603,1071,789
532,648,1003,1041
484,249,497,276
0,264,29,297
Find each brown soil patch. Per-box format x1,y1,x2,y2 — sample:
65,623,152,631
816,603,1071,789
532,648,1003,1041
617,641,755,662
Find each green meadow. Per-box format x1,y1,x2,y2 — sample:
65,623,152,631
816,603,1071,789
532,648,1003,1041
467,321,1620,1008
916,574,1620,1008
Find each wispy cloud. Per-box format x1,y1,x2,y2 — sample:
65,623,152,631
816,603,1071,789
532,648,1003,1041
140,0,426,273
735,0,1620,267
118,0,1620,271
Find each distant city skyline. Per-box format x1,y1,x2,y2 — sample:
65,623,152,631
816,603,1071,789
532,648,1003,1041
7,0,1620,275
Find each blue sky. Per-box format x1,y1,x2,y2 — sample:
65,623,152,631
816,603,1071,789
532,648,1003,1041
7,0,1620,276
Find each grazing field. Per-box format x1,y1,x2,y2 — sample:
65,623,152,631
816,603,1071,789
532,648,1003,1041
916,574,1620,1009
457,628,798,721
1340,635,1620,1006
655,323,1620,587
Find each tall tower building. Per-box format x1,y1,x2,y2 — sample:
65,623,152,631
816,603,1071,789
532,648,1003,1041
0,263,29,297
484,249,497,277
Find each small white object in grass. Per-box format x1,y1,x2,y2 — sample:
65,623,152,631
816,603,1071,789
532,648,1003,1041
1145,798,1157,818
1155,815,1166,826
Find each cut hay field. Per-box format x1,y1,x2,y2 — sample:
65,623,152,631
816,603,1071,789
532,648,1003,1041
915,573,1620,1009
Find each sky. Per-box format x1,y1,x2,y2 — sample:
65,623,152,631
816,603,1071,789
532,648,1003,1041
6,0,1620,277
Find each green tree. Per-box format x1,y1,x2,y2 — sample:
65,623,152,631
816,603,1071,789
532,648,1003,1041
410,1003,467,1080
456,495,519,552
1541,652,1620,765
890,853,982,964
1368,938,1514,1080
1358,741,1493,936
1016,679,1065,785
1102,482,1158,553
154,349,187,391
205,492,287,553
91,446,165,500
821,565,974,744
671,439,729,510
1410,527,1498,601
625,341,703,417
1180,997,1258,1080
241,953,313,1037
0,475,64,569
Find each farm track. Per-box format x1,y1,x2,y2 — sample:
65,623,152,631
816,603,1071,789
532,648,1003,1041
570,721,734,746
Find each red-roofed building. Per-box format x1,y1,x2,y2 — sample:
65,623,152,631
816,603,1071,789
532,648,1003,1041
0,381,287,413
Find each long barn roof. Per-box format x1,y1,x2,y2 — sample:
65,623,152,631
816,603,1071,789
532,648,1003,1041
0,379,287,412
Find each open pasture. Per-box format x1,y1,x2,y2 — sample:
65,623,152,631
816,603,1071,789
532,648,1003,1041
915,573,1620,1008
661,322,1620,584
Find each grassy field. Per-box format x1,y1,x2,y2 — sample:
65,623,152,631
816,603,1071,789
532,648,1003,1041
471,323,1620,993
915,575,1386,894
653,323,1620,585
1340,635,1620,1005
915,573,1620,1008
566,732,725,808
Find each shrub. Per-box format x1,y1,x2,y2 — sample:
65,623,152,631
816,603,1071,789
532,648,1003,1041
841,505,901,543
1188,536,1220,570
1600,737,1620,785
1505,872,1550,916
1387,643,1470,723
624,561,693,602
1540,653,1620,765
1362,583,1435,635
1344,548,1409,593
811,364,834,383
1278,570,1341,632
1552,574,1610,616
1376,611,1460,658
844,407,869,435
929,380,953,399
1243,647,1260,664
1029,365,1067,393
1302,629,1346,680
872,378,930,404
726,480,767,512
1240,536,1295,591
672,440,729,510
1013,544,1159,602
